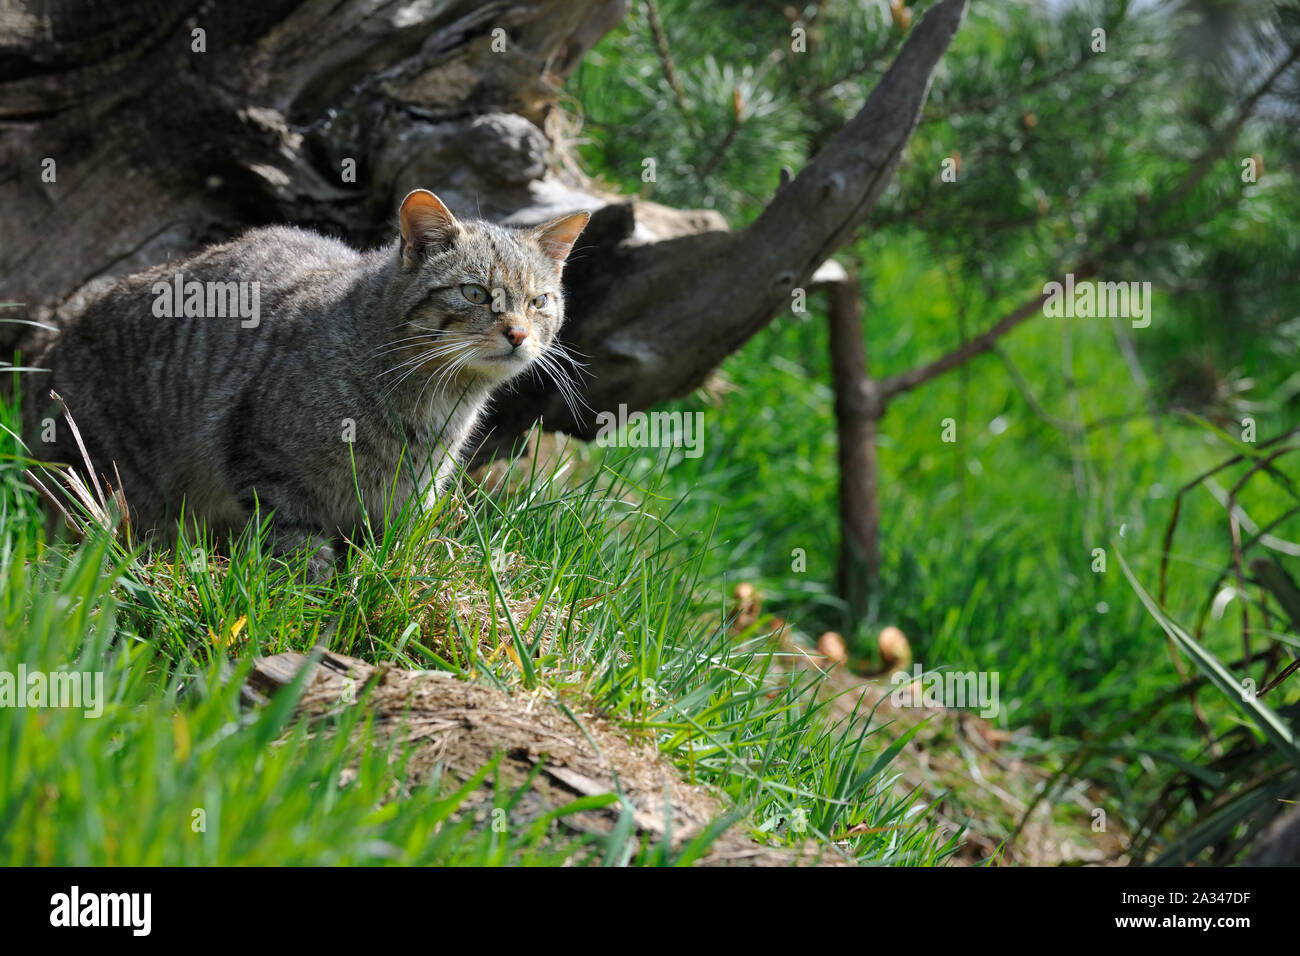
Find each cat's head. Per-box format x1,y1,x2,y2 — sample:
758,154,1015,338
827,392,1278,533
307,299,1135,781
387,189,588,387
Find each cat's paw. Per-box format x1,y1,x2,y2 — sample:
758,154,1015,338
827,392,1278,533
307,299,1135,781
303,544,338,584
271,529,337,583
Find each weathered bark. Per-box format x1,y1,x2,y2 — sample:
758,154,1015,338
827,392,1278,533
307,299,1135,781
0,0,968,458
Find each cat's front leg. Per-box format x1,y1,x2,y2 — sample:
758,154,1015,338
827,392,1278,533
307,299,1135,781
240,490,338,581
269,523,337,583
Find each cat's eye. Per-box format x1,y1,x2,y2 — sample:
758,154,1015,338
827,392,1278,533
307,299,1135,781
460,283,489,305
531,293,549,309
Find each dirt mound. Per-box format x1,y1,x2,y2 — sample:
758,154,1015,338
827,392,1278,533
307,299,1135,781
246,650,849,866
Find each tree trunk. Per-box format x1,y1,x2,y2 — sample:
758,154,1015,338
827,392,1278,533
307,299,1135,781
0,0,968,459
826,271,882,619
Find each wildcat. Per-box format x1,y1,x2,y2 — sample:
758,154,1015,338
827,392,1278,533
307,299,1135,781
24,189,589,577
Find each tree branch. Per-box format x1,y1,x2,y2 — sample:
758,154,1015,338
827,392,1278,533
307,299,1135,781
875,271,1081,404
475,0,972,456
1148,40,1300,223
872,32,1298,411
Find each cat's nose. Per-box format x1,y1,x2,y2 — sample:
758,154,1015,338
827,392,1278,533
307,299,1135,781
504,326,529,348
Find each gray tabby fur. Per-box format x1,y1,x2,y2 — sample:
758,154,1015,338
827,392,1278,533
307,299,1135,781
24,190,589,576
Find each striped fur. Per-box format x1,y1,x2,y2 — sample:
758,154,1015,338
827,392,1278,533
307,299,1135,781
25,190,588,576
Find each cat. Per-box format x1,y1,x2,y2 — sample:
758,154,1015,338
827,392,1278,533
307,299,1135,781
24,189,589,578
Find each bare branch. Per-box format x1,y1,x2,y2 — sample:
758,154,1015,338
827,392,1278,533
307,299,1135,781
644,0,691,116
875,274,1077,404
1148,41,1300,221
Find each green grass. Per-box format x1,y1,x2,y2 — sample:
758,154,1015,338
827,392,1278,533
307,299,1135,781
0,387,958,866
587,228,1300,851
7,280,1295,862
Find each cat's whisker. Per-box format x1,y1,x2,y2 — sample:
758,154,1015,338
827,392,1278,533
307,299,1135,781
383,341,477,400
538,342,591,402
379,345,467,379
372,341,443,364
554,359,591,416
531,347,589,419
384,354,454,399
377,339,473,379
551,341,592,375
553,376,587,421
370,332,446,355
412,350,475,410
383,349,454,396
379,354,455,387
425,361,470,401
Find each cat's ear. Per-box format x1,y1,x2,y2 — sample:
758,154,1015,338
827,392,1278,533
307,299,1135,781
532,211,590,269
399,189,460,267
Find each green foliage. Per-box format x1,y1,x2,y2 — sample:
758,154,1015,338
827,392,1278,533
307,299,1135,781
1117,429,1300,865
569,0,1300,858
